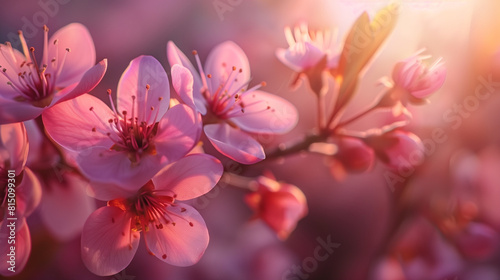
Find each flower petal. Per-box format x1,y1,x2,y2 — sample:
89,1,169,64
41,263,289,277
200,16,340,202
76,146,166,191
0,220,31,276
166,41,204,101
16,167,42,218
39,173,96,241
153,154,222,200
0,96,45,124
276,42,324,72
43,93,115,151
144,203,209,266
117,56,170,124
230,90,299,134
50,58,108,105
0,122,28,172
204,41,250,94
171,64,207,114
0,44,26,98
204,123,265,164
87,181,138,202
155,104,201,164
81,206,140,276
47,23,96,87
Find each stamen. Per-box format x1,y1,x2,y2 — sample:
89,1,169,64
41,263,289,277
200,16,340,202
42,25,49,66
18,31,31,63
193,50,209,90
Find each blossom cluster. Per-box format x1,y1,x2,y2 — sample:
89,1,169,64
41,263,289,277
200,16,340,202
0,4,455,278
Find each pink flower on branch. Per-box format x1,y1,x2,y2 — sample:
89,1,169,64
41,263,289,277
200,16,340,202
168,41,298,164
245,173,307,240
43,55,201,190
364,129,424,171
0,23,107,124
275,22,339,73
378,50,446,109
0,122,42,276
81,154,223,276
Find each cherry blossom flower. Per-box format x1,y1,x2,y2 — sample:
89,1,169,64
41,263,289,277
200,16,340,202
0,122,41,276
168,41,298,164
365,130,424,170
0,23,107,124
244,172,307,240
275,22,339,73
378,50,446,108
43,55,201,190
81,154,223,276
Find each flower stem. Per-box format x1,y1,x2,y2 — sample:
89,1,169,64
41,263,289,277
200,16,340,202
266,133,326,159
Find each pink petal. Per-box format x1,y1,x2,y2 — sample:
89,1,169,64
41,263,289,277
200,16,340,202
81,206,140,276
230,90,299,134
155,104,202,163
411,65,447,99
87,181,138,202
204,123,265,164
117,56,170,125
39,173,96,241
47,23,96,87
16,167,42,218
166,41,204,99
384,131,424,170
0,97,45,124
0,44,26,98
152,154,223,200
43,93,115,151
0,220,31,276
76,146,166,191
259,187,307,240
144,203,209,266
0,122,28,172
276,48,302,73
454,222,499,260
276,42,324,72
171,64,207,114
50,59,108,105
204,41,250,95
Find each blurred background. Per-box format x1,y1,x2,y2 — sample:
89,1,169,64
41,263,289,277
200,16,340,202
2,0,500,279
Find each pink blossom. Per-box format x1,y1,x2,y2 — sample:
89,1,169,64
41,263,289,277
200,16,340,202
275,22,339,72
0,122,42,276
81,154,223,276
0,23,107,124
365,130,424,170
452,222,499,260
245,173,307,240
390,50,446,100
168,41,298,164
334,137,375,173
43,55,201,190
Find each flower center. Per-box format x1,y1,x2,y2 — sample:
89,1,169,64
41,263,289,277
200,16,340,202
89,87,161,165
0,26,70,107
191,51,273,120
108,181,194,259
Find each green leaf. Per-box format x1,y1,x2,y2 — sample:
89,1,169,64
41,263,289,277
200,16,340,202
332,4,399,115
